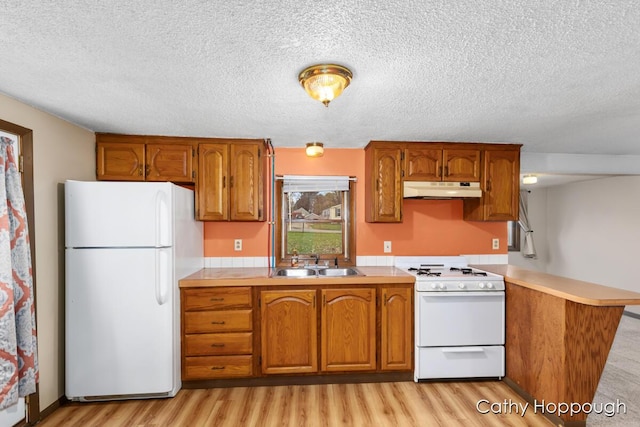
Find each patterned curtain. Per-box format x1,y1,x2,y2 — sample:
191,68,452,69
0,136,38,410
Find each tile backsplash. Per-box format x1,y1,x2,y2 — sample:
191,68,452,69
204,254,508,269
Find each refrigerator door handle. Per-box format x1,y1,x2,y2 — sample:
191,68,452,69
155,190,170,248
155,249,169,305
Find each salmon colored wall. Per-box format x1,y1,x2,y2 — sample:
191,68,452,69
203,147,507,257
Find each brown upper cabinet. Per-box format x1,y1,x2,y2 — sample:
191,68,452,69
365,141,521,223
364,143,403,222
463,146,521,221
197,139,266,221
404,144,480,182
96,133,196,183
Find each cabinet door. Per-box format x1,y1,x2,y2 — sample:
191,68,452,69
261,290,318,375
321,288,376,371
381,286,413,371
197,143,229,221
483,150,520,221
96,141,145,181
443,149,480,182
230,143,263,221
146,143,195,183
404,147,442,181
366,146,402,222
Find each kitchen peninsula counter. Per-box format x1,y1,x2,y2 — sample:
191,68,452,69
476,264,640,426
179,266,415,287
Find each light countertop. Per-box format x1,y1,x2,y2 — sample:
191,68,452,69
476,264,640,306
179,266,415,288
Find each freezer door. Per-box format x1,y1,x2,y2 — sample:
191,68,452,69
65,247,176,399
65,180,173,248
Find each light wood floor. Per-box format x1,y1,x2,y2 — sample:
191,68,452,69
38,380,553,426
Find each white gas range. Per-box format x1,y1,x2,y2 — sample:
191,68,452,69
395,256,505,381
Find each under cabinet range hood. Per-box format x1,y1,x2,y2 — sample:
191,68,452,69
403,181,482,199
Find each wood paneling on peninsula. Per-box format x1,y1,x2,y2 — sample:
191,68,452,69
478,264,640,426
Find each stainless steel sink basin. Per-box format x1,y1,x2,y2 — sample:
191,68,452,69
272,267,364,277
316,267,363,277
273,268,317,277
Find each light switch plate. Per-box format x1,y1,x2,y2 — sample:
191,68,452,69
384,241,392,253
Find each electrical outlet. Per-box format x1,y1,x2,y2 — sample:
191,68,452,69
383,241,392,253
234,239,242,251
492,238,499,250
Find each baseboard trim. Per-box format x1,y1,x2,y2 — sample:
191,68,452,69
36,396,69,425
183,372,413,389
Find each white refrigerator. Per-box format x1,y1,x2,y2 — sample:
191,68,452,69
64,180,203,401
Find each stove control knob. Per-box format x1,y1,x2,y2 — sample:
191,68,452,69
478,283,486,289
487,283,494,289
458,283,466,289
430,283,437,289
438,283,446,289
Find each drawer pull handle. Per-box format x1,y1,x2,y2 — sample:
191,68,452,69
211,366,225,370
211,321,226,325
211,343,225,348
210,298,224,302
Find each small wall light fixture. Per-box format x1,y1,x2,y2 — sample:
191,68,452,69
298,64,353,107
305,142,324,157
522,174,538,185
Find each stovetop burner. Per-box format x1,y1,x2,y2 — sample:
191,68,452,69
450,267,488,276
408,267,442,277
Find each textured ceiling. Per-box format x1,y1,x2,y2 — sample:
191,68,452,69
1,1,640,155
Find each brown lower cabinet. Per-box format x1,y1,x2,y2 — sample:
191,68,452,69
182,284,413,381
181,287,254,380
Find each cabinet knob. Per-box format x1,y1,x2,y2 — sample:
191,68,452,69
210,366,225,370
210,298,224,302
211,321,226,325
211,343,225,348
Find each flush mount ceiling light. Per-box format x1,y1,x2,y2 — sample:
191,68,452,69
522,175,538,185
305,142,324,157
298,64,353,107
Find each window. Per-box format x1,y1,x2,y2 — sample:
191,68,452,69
276,176,356,266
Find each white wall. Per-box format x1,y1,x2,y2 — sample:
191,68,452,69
509,176,640,315
0,93,95,411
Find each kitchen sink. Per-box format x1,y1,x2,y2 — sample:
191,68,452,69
273,268,317,277
272,267,365,277
317,267,363,277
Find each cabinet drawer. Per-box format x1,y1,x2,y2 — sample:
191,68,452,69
183,287,252,311
184,309,252,333
415,346,504,379
185,332,253,356
184,355,253,379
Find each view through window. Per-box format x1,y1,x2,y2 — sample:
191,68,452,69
285,190,345,256
280,176,352,263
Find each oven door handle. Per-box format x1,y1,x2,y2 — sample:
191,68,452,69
440,347,486,353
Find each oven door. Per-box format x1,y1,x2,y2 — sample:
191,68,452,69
416,291,505,347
